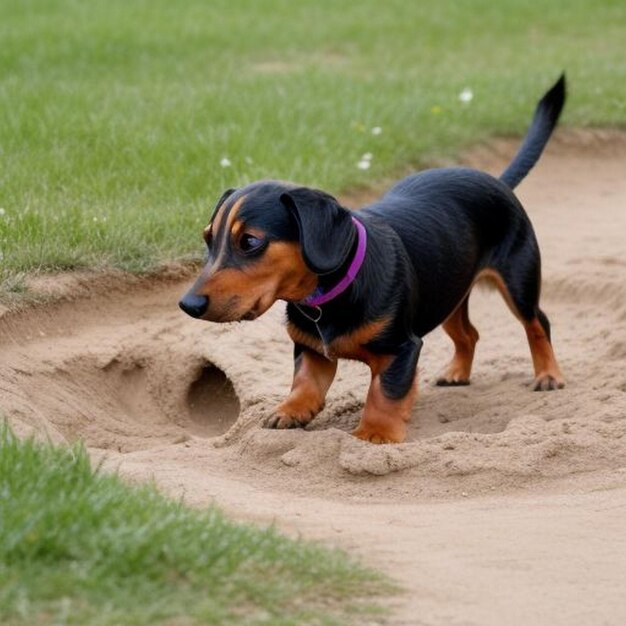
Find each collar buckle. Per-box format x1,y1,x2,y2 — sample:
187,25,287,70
294,303,322,324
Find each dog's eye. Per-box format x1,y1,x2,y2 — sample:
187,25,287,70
239,233,265,254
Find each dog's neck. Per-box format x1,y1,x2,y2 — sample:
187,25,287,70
287,216,413,348
299,217,367,308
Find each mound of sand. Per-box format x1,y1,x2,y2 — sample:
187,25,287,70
2,129,625,625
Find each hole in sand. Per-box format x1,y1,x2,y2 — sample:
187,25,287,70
186,364,240,437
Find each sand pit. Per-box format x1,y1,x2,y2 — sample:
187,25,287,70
2,129,625,624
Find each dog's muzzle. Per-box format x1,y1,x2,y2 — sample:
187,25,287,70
179,292,209,319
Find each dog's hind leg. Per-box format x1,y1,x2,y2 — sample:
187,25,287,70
480,264,564,391
436,296,479,386
523,310,565,390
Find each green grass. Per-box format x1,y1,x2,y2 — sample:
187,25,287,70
0,426,389,625
0,0,624,283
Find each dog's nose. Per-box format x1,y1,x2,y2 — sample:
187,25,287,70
179,293,209,318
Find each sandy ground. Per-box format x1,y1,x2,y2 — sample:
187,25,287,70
1,129,625,625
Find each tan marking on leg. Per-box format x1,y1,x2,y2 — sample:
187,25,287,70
266,350,338,429
352,356,417,444
437,297,479,385
476,268,564,390
524,317,565,390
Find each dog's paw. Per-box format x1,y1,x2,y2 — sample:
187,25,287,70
352,424,404,444
264,396,324,430
533,372,565,391
263,413,311,430
436,375,470,387
436,362,471,386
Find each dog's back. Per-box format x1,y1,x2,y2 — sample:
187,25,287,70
359,74,566,336
361,169,532,335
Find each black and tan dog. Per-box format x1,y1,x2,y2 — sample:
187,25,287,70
180,75,566,444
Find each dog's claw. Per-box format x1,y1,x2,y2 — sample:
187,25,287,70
436,362,471,386
263,414,310,430
352,425,404,445
369,434,394,444
436,377,470,387
533,374,565,391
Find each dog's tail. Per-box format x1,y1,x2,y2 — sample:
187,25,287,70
499,73,566,189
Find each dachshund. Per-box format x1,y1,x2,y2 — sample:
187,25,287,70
180,74,566,444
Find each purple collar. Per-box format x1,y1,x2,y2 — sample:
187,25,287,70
300,216,367,308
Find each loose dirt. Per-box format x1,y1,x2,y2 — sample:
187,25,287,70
2,130,625,625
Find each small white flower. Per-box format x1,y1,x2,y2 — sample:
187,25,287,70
361,152,373,161
357,160,371,170
371,126,382,135
0,208,5,217
459,88,473,104
219,157,231,168
92,216,98,222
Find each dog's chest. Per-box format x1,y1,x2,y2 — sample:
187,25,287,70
286,319,389,362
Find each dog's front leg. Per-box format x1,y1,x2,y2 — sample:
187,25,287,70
265,344,337,430
353,339,422,444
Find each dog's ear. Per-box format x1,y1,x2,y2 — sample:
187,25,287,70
209,188,236,221
280,187,356,275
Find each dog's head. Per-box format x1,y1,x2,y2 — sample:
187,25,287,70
179,181,357,322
